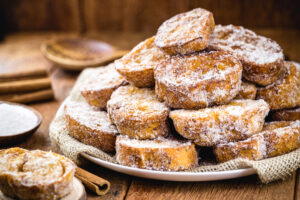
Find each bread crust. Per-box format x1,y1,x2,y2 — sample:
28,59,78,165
209,25,284,86
154,51,242,109
115,37,168,87
214,134,266,163
262,121,293,131
235,81,257,100
262,121,300,158
155,8,215,55
107,85,170,139
80,64,128,109
170,99,269,146
64,101,118,152
256,62,300,110
270,107,300,121
214,120,300,162
0,147,76,200
116,136,198,171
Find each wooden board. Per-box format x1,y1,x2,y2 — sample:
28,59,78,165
0,0,81,32
1,0,299,34
0,39,49,79
83,0,190,33
82,0,300,32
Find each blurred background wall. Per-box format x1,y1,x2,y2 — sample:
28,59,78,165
0,0,299,35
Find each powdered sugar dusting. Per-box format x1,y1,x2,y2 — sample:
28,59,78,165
107,85,169,117
80,63,127,91
115,135,197,171
215,120,300,162
114,37,169,87
64,101,118,134
117,136,192,148
209,24,284,65
235,81,257,100
215,134,267,162
256,62,300,110
107,85,170,139
155,51,242,109
0,148,75,199
0,103,38,136
80,63,128,108
115,37,168,72
292,61,300,71
170,99,269,146
155,8,214,47
262,120,300,139
261,120,300,157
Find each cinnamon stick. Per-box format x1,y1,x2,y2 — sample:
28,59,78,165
0,88,54,104
0,77,51,94
75,167,110,195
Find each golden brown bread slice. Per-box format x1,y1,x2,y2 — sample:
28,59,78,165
256,61,300,110
270,107,300,121
170,99,269,146
64,101,118,152
235,81,257,100
80,64,128,109
107,85,170,139
0,147,76,200
262,121,300,157
208,25,284,86
155,8,215,55
215,120,300,162
114,36,168,87
262,121,294,131
214,134,266,163
154,51,242,109
116,136,198,171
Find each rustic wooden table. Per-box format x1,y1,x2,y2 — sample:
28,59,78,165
1,30,299,200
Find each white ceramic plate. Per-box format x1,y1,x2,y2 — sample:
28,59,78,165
81,153,256,182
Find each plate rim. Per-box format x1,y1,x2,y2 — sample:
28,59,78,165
81,153,256,182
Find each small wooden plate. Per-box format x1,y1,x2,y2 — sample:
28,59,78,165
0,101,42,146
0,177,86,200
63,177,86,200
41,38,128,71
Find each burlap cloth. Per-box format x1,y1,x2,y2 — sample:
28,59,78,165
49,67,300,184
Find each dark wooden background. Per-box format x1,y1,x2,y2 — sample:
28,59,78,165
1,0,299,35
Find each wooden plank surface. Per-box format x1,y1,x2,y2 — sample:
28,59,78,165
83,0,300,32
296,169,300,200
0,31,299,200
126,173,296,200
189,0,300,28
1,0,299,34
0,0,81,32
